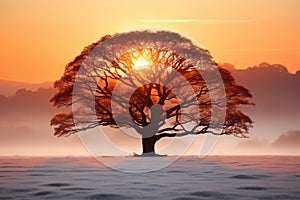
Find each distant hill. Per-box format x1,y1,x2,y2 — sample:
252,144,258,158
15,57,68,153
0,79,52,96
219,62,300,119
1,62,300,121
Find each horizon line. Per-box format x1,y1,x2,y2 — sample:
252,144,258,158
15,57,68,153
0,154,299,157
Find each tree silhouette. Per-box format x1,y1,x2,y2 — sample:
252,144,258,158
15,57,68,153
50,31,253,156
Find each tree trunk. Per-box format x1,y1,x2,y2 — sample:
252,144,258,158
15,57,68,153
142,135,158,155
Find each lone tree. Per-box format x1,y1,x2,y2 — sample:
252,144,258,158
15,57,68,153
50,31,253,156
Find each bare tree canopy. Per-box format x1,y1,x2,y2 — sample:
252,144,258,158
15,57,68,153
50,30,253,155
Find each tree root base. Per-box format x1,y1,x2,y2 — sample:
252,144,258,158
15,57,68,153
131,152,167,157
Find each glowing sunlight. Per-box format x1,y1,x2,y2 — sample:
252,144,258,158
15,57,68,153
132,54,152,71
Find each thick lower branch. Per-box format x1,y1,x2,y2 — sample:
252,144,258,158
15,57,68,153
156,130,227,140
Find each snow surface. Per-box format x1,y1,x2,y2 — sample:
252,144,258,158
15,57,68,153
0,156,299,199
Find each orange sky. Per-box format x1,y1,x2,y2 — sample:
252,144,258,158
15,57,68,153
1,0,300,82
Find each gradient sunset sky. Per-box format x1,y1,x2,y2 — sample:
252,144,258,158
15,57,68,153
1,0,300,82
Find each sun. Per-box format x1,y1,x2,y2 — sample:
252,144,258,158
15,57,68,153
132,53,152,71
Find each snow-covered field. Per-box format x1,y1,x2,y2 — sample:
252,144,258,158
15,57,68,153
0,156,299,199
